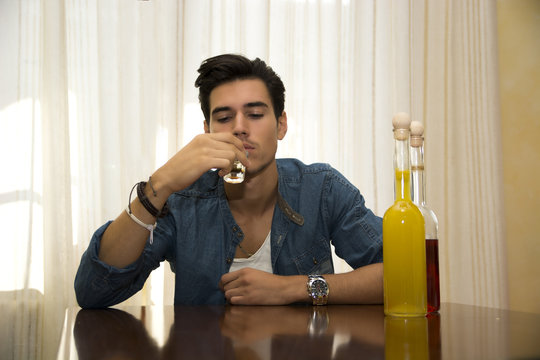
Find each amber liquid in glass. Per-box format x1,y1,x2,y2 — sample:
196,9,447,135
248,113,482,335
223,159,246,184
426,239,440,313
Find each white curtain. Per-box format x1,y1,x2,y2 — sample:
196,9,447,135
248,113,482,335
0,0,507,357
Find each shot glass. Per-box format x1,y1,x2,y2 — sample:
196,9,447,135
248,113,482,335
224,152,248,184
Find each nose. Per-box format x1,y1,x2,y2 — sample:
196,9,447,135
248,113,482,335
232,113,249,138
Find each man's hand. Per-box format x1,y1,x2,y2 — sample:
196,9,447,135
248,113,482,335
99,132,249,269
153,133,250,195
219,263,383,306
219,268,307,305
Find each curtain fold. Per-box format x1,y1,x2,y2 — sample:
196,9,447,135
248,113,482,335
41,1,73,359
0,1,507,356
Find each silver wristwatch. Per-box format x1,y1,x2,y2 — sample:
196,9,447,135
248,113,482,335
307,275,329,306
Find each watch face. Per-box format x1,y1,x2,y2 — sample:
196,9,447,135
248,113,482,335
311,279,328,296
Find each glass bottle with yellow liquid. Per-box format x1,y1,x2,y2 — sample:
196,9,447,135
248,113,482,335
383,112,427,317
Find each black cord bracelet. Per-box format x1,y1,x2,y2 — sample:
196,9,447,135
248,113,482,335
136,181,169,218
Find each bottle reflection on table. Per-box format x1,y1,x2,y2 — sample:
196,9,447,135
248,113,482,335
383,313,442,360
385,316,429,360
427,312,442,360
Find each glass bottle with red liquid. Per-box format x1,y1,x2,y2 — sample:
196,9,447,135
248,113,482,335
410,121,440,313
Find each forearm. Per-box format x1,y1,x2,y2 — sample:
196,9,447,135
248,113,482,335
98,134,250,268
99,175,171,268
283,263,383,305
324,263,383,304
222,262,383,305
75,223,153,308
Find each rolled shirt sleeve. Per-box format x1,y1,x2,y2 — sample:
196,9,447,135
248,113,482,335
74,221,163,308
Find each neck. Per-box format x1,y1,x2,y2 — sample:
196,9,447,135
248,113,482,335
410,145,426,206
394,138,412,201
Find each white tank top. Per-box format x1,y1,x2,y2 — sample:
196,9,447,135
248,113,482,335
229,231,272,273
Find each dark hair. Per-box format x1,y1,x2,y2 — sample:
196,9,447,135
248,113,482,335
194,54,285,123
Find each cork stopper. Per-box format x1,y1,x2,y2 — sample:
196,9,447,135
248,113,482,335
392,112,411,140
410,120,424,147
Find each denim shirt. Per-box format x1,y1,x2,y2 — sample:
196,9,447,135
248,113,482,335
74,159,382,308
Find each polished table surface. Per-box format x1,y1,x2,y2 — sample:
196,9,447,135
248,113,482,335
52,303,540,360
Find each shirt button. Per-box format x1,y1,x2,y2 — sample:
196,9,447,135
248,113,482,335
237,232,243,238
232,226,238,232
226,258,232,264
313,257,318,265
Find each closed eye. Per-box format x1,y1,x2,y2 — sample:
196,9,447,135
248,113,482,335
216,116,232,123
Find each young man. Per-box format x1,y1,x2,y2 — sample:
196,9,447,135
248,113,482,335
75,54,383,308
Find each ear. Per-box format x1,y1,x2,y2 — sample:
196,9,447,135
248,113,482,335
277,111,288,140
203,120,210,133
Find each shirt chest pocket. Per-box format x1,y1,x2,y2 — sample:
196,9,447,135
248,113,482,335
292,237,334,275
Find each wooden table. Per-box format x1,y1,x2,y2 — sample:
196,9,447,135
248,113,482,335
53,302,540,359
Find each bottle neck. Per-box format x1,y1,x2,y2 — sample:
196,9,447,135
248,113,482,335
410,144,426,206
394,137,412,201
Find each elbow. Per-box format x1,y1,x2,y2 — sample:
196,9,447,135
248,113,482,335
75,282,104,309
74,274,110,309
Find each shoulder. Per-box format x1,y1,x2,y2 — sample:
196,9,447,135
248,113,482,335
276,158,349,185
276,158,334,179
276,159,360,206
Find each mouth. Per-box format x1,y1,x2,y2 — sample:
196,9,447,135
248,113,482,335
243,143,255,151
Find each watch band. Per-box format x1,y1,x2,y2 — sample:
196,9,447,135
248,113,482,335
307,275,329,306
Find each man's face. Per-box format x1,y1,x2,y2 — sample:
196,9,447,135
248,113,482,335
204,78,287,177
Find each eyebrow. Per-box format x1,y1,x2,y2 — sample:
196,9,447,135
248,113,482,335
244,101,269,109
211,102,269,116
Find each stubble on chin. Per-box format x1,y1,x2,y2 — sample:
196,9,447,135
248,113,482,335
245,157,276,179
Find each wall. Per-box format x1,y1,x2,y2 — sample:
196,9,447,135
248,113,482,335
497,0,540,314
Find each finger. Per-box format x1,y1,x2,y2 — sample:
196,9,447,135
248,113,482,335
238,150,250,168
229,295,245,305
220,272,238,291
205,149,237,172
222,278,240,293
218,278,224,291
208,134,250,167
204,147,251,174
217,169,227,178
225,288,247,304
216,142,249,168
219,273,239,292
209,133,245,152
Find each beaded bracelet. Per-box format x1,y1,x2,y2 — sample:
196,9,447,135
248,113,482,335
136,180,169,218
147,176,169,216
